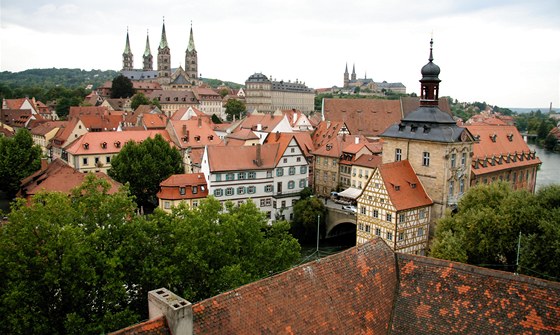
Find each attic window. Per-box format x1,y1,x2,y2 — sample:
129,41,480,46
411,183,416,189
194,135,201,142
423,125,431,133
490,134,497,142
101,142,107,149
394,185,400,191
115,141,121,148
208,135,214,140
410,124,417,133
398,123,405,132
507,133,514,142
182,136,189,142
326,144,332,151
83,143,89,149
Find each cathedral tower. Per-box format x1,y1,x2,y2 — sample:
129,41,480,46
185,22,198,81
343,63,349,88
351,63,357,81
157,19,171,83
122,28,133,71
143,31,153,71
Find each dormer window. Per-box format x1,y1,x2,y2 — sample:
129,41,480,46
115,141,121,148
83,143,89,149
208,135,214,140
101,142,107,149
179,187,186,195
507,133,514,142
194,135,200,142
490,134,497,142
394,185,400,191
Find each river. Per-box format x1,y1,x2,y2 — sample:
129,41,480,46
528,143,560,190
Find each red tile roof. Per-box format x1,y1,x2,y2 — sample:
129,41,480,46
141,114,168,129
1,109,33,127
226,128,259,141
68,106,110,119
170,106,206,121
466,124,541,175
323,98,402,136
168,119,222,149
311,120,347,149
353,154,382,169
4,98,28,109
79,114,122,131
265,131,314,158
109,316,170,335
18,159,121,198
378,160,433,211
207,144,280,171
236,113,286,133
157,173,208,200
65,130,174,155
30,121,67,136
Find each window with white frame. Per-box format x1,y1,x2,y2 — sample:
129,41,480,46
386,213,392,222
276,168,284,176
300,166,307,174
164,201,170,209
237,186,246,195
360,206,366,214
399,213,405,223
461,152,467,166
395,148,402,162
238,172,246,180
373,210,379,218
365,225,371,233
226,173,234,181
215,174,222,181
247,186,256,194
418,227,424,237
289,167,296,175
265,185,273,192
299,179,306,188
375,227,381,236
451,153,456,168
214,189,223,197
422,152,430,166
248,171,256,179
288,181,295,189
387,232,393,241
225,187,234,196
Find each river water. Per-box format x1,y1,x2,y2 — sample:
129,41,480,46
528,143,560,190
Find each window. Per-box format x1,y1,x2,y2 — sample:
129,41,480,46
226,173,234,181
192,186,198,194
373,210,379,218
281,200,286,208
299,179,306,188
180,187,186,195
237,186,246,195
461,152,467,166
398,232,404,241
193,200,198,207
276,168,284,176
386,213,392,222
95,157,99,164
248,172,256,179
82,158,88,165
265,185,273,192
387,232,393,241
288,181,295,189
422,152,430,166
214,189,223,197
418,228,424,237
451,153,456,168
360,206,366,214
358,223,364,231
164,201,171,209
238,172,246,180
283,158,288,163
296,157,301,162
316,157,320,165
247,186,256,194
323,171,328,182
106,156,111,163
459,179,465,194
399,213,405,223
375,228,381,236
216,174,222,181
449,180,455,196
291,148,295,153
395,148,402,162
420,210,426,219
365,225,371,233
300,166,307,174
289,167,296,175
225,187,234,196
266,170,272,178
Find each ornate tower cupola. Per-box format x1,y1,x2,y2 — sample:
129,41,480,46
143,30,153,71
185,22,198,81
419,38,441,106
343,63,349,87
157,18,171,81
122,28,133,71
351,63,357,81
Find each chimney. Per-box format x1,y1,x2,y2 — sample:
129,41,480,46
198,117,202,128
182,124,187,135
275,131,280,140
256,123,262,131
355,136,359,144
254,143,263,167
148,288,193,335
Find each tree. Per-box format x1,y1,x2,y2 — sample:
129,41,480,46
430,182,560,280
0,128,42,198
290,197,327,243
537,119,549,140
211,114,222,124
130,92,161,110
108,134,183,210
110,74,134,99
544,133,558,150
224,98,246,121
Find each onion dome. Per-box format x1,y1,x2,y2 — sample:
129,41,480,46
421,38,440,81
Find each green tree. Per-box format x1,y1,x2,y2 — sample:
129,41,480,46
108,134,183,210
290,197,327,243
130,92,151,110
110,74,134,99
211,114,222,124
544,133,558,150
430,182,560,280
224,98,246,121
0,128,42,198
537,119,549,140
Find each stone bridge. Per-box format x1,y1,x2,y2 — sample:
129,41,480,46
325,206,357,238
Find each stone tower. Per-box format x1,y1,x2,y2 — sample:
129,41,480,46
351,63,357,81
185,23,198,82
343,63,349,88
143,31,153,71
380,39,474,222
157,19,171,83
122,28,133,71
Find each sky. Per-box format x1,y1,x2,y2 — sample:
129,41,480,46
1,0,559,108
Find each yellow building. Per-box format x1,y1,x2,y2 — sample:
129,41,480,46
157,173,208,212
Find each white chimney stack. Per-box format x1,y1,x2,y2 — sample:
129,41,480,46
148,288,193,335
355,137,359,144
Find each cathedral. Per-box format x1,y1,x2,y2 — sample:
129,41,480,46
342,63,406,94
120,20,199,87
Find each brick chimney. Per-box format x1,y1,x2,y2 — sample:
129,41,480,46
355,136,359,144
254,143,263,167
198,117,202,128
275,131,280,141
148,288,193,335
182,124,187,135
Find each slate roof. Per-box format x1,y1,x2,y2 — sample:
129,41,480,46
378,160,433,211
400,96,451,116
323,98,402,136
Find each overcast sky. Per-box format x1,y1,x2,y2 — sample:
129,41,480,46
1,0,559,108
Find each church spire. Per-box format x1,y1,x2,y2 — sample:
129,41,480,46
351,63,356,81
159,18,169,49
187,21,196,52
344,63,349,74
122,27,133,71
185,20,198,81
157,18,171,82
343,62,349,88
419,38,441,106
143,30,153,71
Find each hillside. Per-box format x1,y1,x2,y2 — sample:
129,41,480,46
0,68,118,89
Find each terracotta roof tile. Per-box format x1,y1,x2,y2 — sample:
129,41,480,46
65,130,174,155
141,114,168,129
312,120,347,149
466,124,541,175
265,131,314,158
168,119,222,149
378,160,433,210
157,173,208,200
109,316,170,335
353,154,382,169
226,128,259,141
30,121,67,136
236,113,286,133
323,98,401,136
207,144,279,171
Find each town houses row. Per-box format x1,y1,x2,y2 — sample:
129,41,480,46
0,40,543,255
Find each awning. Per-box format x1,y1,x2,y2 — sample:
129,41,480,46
337,187,363,199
